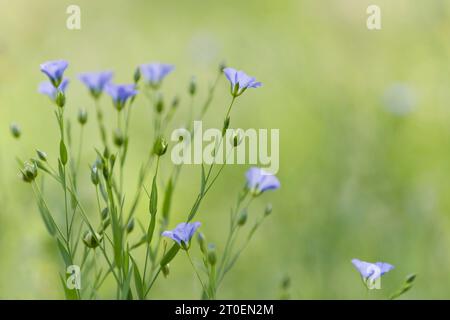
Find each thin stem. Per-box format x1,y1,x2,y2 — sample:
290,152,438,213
186,251,210,299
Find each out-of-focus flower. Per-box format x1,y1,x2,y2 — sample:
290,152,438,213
20,161,38,183
162,222,201,249
352,258,394,283
40,60,68,87
383,83,416,116
140,63,174,87
105,83,138,111
223,67,261,97
78,71,113,98
38,79,69,101
246,167,280,196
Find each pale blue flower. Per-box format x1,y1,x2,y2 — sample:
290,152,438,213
140,63,174,87
105,83,138,110
223,67,261,97
78,71,113,98
246,167,280,195
38,79,69,101
352,258,394,282
162,222,201,249
40,60,68,87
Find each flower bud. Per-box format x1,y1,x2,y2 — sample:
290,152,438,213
162,264,170,278
20,162,38,183
222,117,230,136
155,94,164,113
133,67,141,84
171,96,179,109
10,123,21,139
219,61,226,72
230,130,243,147
113,128,124,147
237,209,248,226
189,76,196,95
55,90,65,108
91,166,99,185
101,207,109,220
126,218,135,233
153,136,168,156
197,232,207,254
78,108,88,125
265,203,273,216
207,244,217,266
36,150,47,162
83,231,102,249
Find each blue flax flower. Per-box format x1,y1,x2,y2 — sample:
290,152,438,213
223,67,262,97
140,63,174,87
38,79,69,101
105,83,138,110
352,258,394,283
40,60,69,87
162,222,201,249
246,167,280,196
79,71,113,98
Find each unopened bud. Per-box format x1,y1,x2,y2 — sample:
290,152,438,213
10,123,21,138
91,166,99,185
113,128,124,147
134,67,141,84
101,207,109,220
162,264,170,278
153,136,168,156
126,218,135,233
207,244,217,266
36,150,47,162
265,203,273,216
197,232,207,254
78,108,88,125
55,90,65,108
20,162,38,183
83,231,102,249
237,209,248,226
189,77,196,95
155,94,164,113
222,117,230,136
171,96,180,109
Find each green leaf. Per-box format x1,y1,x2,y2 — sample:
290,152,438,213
35,193,57,236
162,177,173,222
149,174,158,216
160,244,180,267
200,163,206,197
56,238,72,267
60,140,68,165
131,257,144,300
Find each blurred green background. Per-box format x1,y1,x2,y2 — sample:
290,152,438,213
1,0,450,299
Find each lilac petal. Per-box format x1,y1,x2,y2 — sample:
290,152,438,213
351,259,375,279
246,167,262,190
223,68,237,86
40,60,68,83
258,174,281,192
375,262,395,275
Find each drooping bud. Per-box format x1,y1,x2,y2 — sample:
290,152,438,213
10,123,21,139
77,108,88,125
207,244,217,266
113,128,124,147
83,231,102,249
189,76,197,95
36,150,48,162
152,136,168,156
